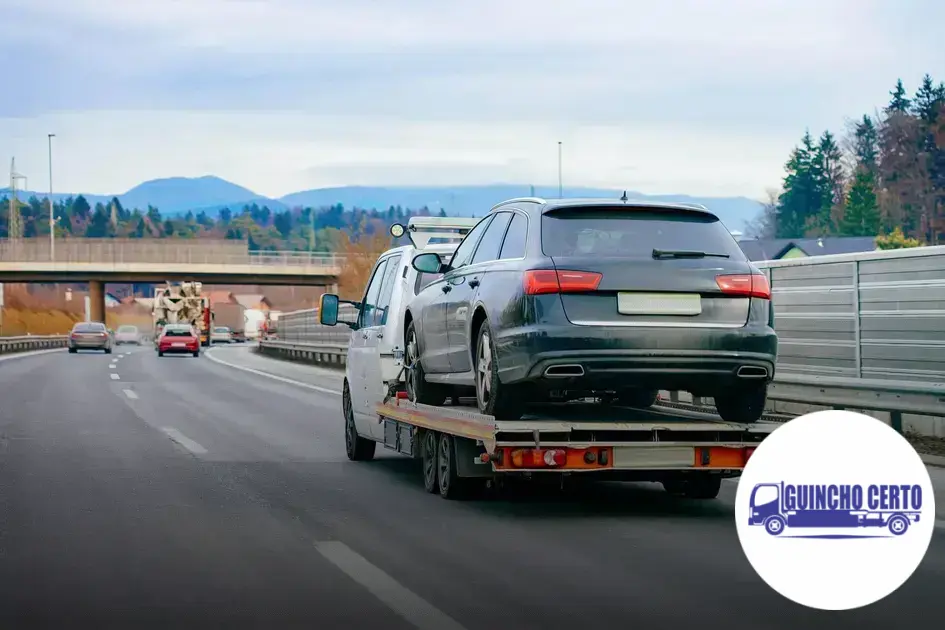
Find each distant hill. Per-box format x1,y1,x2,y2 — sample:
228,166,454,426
3,178,763,231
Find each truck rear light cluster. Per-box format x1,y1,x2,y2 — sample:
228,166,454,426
509,448,567,467
715,274,771,300
497,446,613,470
523,270,602,295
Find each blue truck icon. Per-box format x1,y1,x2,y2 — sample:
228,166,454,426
748,482,923,537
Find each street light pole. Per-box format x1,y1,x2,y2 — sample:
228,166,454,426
48,133,56,261
557,141,563,198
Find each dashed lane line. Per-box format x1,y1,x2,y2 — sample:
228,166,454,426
160,427,208,455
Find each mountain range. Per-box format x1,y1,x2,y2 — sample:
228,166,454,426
2,175,765,232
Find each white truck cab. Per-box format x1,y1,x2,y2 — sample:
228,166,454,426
319,216,480,441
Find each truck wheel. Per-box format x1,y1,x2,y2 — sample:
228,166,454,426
617,388,659,408
474,320,523,420
421,431,438,493
765,515,786,536
343,381,375,461
404,321,448,405
714,383,767,424
887,514,910,536
437,434,470,499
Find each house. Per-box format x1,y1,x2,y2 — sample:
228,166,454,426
736,237,877,262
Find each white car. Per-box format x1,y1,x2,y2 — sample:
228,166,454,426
114,325,141,345
318,216,478,448
210,326,233,343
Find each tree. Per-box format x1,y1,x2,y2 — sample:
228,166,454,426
776,131,825,238
841,170,880,236
876,226,922,249
886,79,911,115
744,189,779,239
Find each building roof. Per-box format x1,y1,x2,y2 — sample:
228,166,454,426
737,237,877,261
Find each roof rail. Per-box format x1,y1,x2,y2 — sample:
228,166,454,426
404,215,480,250
490,197,547,212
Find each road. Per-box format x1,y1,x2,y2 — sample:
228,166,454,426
0,345,942,629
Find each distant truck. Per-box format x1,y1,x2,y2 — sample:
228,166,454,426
212,302,246,342
244,309,266,340
152,282,211,347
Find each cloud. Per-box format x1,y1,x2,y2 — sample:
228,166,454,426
2,0,943,198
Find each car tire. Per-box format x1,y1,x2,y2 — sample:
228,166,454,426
714,383,767,424
474,320,523,420
104,348,112,354
158,351,164,357
421,430,438,493
192,351,199,357
68,347,77,354
437,433,470,500
344,381,376,461
404,320,448,406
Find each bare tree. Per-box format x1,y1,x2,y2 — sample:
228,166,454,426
743,188,780,239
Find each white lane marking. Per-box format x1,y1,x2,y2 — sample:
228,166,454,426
110,373,120,380
314,541,467,630
109,364,117,369
123,389,138,400
0,347,66,363
161,427,208,455
205,349,341,396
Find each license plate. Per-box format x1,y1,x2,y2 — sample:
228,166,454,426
172,342,186,347
617,292,702,316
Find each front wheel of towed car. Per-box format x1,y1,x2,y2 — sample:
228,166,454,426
474,321,523,420
714,383,767,424
404,321,448,406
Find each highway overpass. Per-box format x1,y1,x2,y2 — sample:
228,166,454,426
0,237,343,321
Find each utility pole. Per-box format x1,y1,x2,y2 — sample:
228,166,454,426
557,141,563,198
9,158,27,241
48,133,56,260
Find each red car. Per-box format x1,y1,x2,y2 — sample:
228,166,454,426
156,324,201,357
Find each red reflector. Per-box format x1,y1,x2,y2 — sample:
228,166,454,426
395,391,408,400
523,270,602,295
509,448,567,467
716,274,770,300
745,447,757,461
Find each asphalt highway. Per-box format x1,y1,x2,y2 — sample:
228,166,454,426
1,344,943,629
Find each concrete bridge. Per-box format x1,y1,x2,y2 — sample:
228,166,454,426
0,238,343,322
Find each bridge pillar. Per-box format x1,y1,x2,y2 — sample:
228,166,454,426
88,281,106,323
328,283,339,295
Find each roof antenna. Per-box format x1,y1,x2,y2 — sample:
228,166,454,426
620,191,628,202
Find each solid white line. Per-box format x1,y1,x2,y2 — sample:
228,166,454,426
0,347,66,363
204,349,341,396
314,541,467,630
161,427,208,455
110,373,120,380
123,389,138,400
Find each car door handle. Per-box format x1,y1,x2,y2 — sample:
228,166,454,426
468,279,480,288
442,285,451,293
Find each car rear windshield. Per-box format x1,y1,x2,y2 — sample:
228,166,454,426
164,327,193,337
74,323,105,333
214,327,229,333
541,208,746,259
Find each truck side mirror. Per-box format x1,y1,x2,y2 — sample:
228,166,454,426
319,293,339,326
412,252,443,274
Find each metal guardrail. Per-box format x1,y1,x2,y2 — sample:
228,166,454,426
258,338,945,429
0,335,68,354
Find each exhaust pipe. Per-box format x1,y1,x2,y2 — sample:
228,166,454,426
736,366,768,379
544,364,585,378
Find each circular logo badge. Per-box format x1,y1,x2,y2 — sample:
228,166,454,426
735,410,935,610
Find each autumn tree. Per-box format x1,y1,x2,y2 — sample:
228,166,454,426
332,220,395,300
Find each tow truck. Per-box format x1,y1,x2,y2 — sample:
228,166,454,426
318,213,777,500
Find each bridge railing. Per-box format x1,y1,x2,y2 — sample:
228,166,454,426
0,238,343,268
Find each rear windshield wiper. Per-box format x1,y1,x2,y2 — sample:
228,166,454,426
652,249,730,259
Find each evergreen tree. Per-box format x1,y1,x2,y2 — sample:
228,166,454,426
841,170,880,236
887,79,911,114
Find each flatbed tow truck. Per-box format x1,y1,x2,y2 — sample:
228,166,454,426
362,390,774,500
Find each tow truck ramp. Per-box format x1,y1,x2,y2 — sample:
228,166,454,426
373,396,776,499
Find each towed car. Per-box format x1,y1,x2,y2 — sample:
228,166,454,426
156,324,201,357
403,197,778,423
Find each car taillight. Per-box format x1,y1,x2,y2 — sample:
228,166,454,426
523,270,602,295
716,274,771,300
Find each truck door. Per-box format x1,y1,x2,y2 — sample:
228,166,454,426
362,253,402,439
348,257,390,438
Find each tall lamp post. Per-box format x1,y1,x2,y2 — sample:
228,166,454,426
48,133,56,261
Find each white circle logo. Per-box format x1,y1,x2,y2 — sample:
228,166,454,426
735,410,935,610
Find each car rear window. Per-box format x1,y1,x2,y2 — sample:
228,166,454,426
117,326,137,333
541,208,746,259
74,323,105,333
214,327,229,333
164,327,193,337
415,271,442,294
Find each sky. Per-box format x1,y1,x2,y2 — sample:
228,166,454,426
1,0,944,200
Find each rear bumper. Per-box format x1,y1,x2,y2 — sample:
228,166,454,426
69,340,109,349
158,346,199,354
497,324,778,395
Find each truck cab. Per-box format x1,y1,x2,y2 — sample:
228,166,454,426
318,216,479,442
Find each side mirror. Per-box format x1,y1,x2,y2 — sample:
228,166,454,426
412,252,443,274
390,223,406,238
319,293,340,326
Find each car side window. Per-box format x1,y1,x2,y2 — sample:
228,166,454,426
471,212,513,265
499,212,528,259
373,253,403,327
448,215,493,270
359,258,389,329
